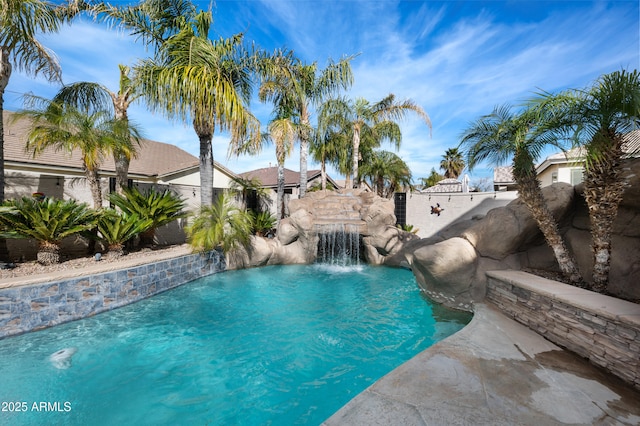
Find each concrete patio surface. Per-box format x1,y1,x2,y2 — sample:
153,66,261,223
323,303,640,426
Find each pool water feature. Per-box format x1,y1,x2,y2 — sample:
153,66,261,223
0,264,471,425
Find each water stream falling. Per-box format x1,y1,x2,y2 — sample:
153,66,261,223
316,223,363,266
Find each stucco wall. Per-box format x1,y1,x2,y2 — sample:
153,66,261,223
485,270,640,391
405,191,519,238
0,250,225,339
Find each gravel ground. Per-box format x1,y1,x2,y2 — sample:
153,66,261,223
0,244,189,281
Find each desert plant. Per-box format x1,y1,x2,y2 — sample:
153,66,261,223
251,211,276,237
97,209,153,257
397,223,419,234
109,186,187,246
0,197,98,265
186,192,252,254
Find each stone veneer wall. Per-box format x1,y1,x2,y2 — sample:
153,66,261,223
485,270,640,391
0,251,225,339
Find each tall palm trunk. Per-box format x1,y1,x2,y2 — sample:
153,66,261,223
582,131,626,292
351,125,361,189
277,161,285,221
195,119,215,206
515,169,583,285
299,106,310,198
1,46,10,204
320,151,327,190
113,102,131,195
85,166,103,209
0,49,10,261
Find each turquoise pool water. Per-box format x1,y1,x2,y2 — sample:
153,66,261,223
0,264,471,425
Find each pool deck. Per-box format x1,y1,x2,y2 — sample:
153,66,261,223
323,303,640,425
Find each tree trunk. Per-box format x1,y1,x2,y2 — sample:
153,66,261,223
114,150,130,195
320,153,327,191
194,120,215,206
299,106,310,198
582,133,625,292
85,166,103,209
516,171,583,285
38,241,60,266
277,162,285,222
0,48,10,262
352,125,361,189
0,45,11,204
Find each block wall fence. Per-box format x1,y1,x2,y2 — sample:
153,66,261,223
485,270,640,391
0,251,225,339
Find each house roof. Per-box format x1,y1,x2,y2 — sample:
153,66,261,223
422,178,462,193
240,166,337,188
3,110,235,179
493,166,515,184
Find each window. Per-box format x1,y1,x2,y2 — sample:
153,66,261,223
551,172,558,184
571,168,584,185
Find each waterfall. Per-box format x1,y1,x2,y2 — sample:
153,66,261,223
316,223,363,266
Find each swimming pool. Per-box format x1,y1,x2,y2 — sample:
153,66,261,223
0,264,471,425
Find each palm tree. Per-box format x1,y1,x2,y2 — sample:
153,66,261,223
186,192,253,254
0,196,98,265
460,104,583,285
135,11,260,206
322,94,431,189
259,57,354,198
1,0,79,203
440,147,465,179
108,186,187,247
97,209,153,257
49,64,143,194
531,69,640,291
419,168,444,189
267,117,297,221
360,150,412,198
15,96,142,209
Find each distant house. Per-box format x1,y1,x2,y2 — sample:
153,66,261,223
422,178,463,193
3,110,238,212
491,129,640,191
239,166,339,216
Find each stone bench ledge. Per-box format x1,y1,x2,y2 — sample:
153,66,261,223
486,270,640,326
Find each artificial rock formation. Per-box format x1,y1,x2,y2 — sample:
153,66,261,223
227,189,418,270
388,158,640,309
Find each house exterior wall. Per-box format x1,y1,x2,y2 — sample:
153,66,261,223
538,165,584,187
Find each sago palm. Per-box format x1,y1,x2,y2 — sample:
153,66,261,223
460,104,583,285
186,192,252,254
108,186,187,246
0,196,98,265
97,209,153,257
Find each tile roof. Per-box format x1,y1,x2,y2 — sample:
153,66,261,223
2,110,233,178
493,166,514,184
239,166,322,187
422,178,463,193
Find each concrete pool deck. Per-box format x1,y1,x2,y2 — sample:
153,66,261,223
324,303,640,425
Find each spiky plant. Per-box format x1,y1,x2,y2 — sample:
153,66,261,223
109,186,187,246
251,211,276,237
186,192,252,254
0,197,98,265
97,209,153,257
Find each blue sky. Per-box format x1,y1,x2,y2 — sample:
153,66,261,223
4,0,639,185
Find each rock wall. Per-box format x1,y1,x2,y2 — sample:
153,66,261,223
227,189,418,269
387,158,640,309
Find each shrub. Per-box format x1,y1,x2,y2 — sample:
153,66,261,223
0,197,98,265
97,209,153,257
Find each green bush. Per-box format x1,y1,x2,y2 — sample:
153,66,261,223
251,211,276,237
109,186,187,246
0,197,98,265
97,209,153,257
